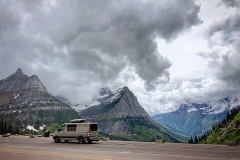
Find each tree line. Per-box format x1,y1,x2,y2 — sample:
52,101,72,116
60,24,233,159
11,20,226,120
0,118,20,135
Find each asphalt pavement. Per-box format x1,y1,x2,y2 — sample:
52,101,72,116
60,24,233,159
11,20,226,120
0,136,239,160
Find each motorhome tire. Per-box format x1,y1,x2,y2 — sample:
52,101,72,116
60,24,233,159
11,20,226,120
53,136,60,143
78,137,84,144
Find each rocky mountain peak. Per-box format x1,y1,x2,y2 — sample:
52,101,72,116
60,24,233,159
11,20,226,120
30,75,38,80
22,75,48,93
0,68,48,94
15,68,24,75
78,86,179,142
78,86,149,118
99,87,113,96
7,68,27,80
0,69,79,130
122,86,129,91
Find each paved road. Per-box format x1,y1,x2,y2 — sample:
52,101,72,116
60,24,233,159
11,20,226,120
0,136,239,160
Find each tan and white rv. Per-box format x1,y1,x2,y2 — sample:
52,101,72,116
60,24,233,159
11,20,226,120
52,119,99,144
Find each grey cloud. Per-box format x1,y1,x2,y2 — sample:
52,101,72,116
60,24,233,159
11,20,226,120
0,0,201,105
44,0,201,89
208,12,240,43
203,11,240,88
221,0,240,7
219,54,240,86
69,49,125,82
22,0,43,12
0,4,20,32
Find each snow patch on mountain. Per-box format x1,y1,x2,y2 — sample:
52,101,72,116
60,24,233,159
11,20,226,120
15,93,20,99
182,95,240,115
187,107,197,113
71,87,125,112
27,125,39,132
39,125,46,130
87,100,101,107
71,104,92,112
98,94,110,99
105,91,122,103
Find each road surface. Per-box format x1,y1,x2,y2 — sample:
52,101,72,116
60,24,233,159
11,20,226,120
0,136,239,160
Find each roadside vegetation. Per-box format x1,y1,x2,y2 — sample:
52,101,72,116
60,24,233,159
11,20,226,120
188,106,240,145
0,118,20,135
0,117,61,136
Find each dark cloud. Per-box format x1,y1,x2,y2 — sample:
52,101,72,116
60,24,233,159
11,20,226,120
43,0,201,89
0,0,201,104
221,0,240,7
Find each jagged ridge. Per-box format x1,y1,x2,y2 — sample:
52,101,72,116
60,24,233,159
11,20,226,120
0,68,47,95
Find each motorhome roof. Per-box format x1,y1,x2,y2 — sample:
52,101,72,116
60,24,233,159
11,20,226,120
70,119,86,123
63,122,97,125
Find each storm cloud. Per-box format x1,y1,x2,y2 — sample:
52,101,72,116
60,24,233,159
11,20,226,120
0,0,201,105
221,0,240,7
43,0,201,89
201,7,240,89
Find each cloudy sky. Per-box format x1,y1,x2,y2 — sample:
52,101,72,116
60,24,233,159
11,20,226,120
0,0,239,115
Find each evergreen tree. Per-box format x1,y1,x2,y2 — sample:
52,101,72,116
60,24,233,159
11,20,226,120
4,121,7,134
194,135,199,144
0,118,3,134
225,112,230,122
188,137,193,144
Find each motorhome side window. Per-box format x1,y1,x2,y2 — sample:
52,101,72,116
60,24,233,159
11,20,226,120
90,124,98,131
67,125,76,131
60,125,66,131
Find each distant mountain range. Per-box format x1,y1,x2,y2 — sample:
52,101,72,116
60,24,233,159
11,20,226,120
0,69,181,142
5,68,237,143
153,97,240,137
0,69,79,130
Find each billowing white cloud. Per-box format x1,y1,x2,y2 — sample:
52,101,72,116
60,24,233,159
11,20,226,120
200,3,240,89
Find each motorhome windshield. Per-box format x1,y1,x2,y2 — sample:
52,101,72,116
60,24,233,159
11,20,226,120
90,124,98,131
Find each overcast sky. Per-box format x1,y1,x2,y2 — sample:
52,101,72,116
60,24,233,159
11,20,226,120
0,0,239,115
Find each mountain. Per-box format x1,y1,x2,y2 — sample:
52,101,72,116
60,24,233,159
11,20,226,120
74,87,181,142
199,106,240,144
0,68,47,94
0,69,79,130
153,98,240,137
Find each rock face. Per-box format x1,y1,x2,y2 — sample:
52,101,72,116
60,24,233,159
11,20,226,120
76,87,180,142
22,75,47,93
0,68,47,95
153,97,240,137
80,87,149,118
0,69,79,129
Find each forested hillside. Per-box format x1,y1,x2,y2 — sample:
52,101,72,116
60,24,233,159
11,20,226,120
198,106,240,145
